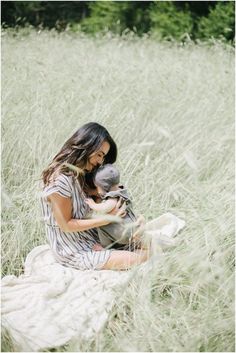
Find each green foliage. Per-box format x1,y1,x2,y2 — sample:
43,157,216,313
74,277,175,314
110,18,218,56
1,1,235,41
197,1,235,41
1,1,43,26
80,1,130,35
122,2,151,35
1,1,88,31
149,1,193,40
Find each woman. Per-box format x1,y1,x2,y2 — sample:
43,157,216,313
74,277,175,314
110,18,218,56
41,122,151,270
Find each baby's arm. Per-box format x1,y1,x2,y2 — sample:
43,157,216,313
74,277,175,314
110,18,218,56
85,197,118,213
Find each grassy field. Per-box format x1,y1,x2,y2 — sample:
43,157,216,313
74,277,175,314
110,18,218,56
1,29,235,352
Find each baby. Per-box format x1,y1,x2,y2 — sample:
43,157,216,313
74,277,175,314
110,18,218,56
85,164,144,249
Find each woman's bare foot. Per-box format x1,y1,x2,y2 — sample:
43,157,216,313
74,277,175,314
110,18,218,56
131,214,146,242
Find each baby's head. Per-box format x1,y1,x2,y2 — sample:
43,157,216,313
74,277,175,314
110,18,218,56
93,164,120,195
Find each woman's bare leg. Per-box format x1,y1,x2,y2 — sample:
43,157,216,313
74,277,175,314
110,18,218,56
100,249,151,270
100,225,163,270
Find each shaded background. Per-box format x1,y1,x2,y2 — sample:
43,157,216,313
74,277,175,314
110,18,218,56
1,1,235,42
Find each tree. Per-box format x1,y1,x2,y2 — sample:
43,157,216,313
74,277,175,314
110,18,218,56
149,1,193,40
197,1,235,41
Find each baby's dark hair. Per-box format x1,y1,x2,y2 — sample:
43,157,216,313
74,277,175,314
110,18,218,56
94,164,120,192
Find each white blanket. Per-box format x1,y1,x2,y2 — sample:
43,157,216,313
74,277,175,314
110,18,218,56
2,213,185,352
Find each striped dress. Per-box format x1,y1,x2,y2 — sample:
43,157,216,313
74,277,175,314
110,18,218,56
40,173,114,270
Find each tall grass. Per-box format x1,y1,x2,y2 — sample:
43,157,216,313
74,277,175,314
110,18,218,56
2,30,234,352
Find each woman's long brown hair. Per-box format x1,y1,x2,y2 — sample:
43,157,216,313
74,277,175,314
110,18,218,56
42,122,117,187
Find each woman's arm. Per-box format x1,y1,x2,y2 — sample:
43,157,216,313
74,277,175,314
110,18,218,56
48,193,111,232
85,197,117,213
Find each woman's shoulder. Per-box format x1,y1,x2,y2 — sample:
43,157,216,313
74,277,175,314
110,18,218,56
42,173,75,197
55,172,74,183
46,173,73,188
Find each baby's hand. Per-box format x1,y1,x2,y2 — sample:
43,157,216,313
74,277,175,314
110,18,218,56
85,198,96,208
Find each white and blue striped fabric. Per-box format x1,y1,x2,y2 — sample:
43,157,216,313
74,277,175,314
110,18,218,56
40,174,114,270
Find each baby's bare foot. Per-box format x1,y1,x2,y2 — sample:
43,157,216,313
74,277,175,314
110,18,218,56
92,243,104,251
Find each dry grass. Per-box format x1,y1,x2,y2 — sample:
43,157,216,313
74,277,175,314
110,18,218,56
1,29,234,352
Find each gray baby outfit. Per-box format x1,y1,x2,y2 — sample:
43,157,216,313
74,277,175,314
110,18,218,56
97,185,138,249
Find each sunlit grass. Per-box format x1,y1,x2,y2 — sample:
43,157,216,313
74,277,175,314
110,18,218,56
1,29,234,352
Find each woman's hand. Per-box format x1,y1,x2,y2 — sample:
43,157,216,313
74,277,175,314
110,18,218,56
108,198,127,218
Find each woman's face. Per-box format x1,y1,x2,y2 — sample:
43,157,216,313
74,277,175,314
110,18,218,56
85,141,110,172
